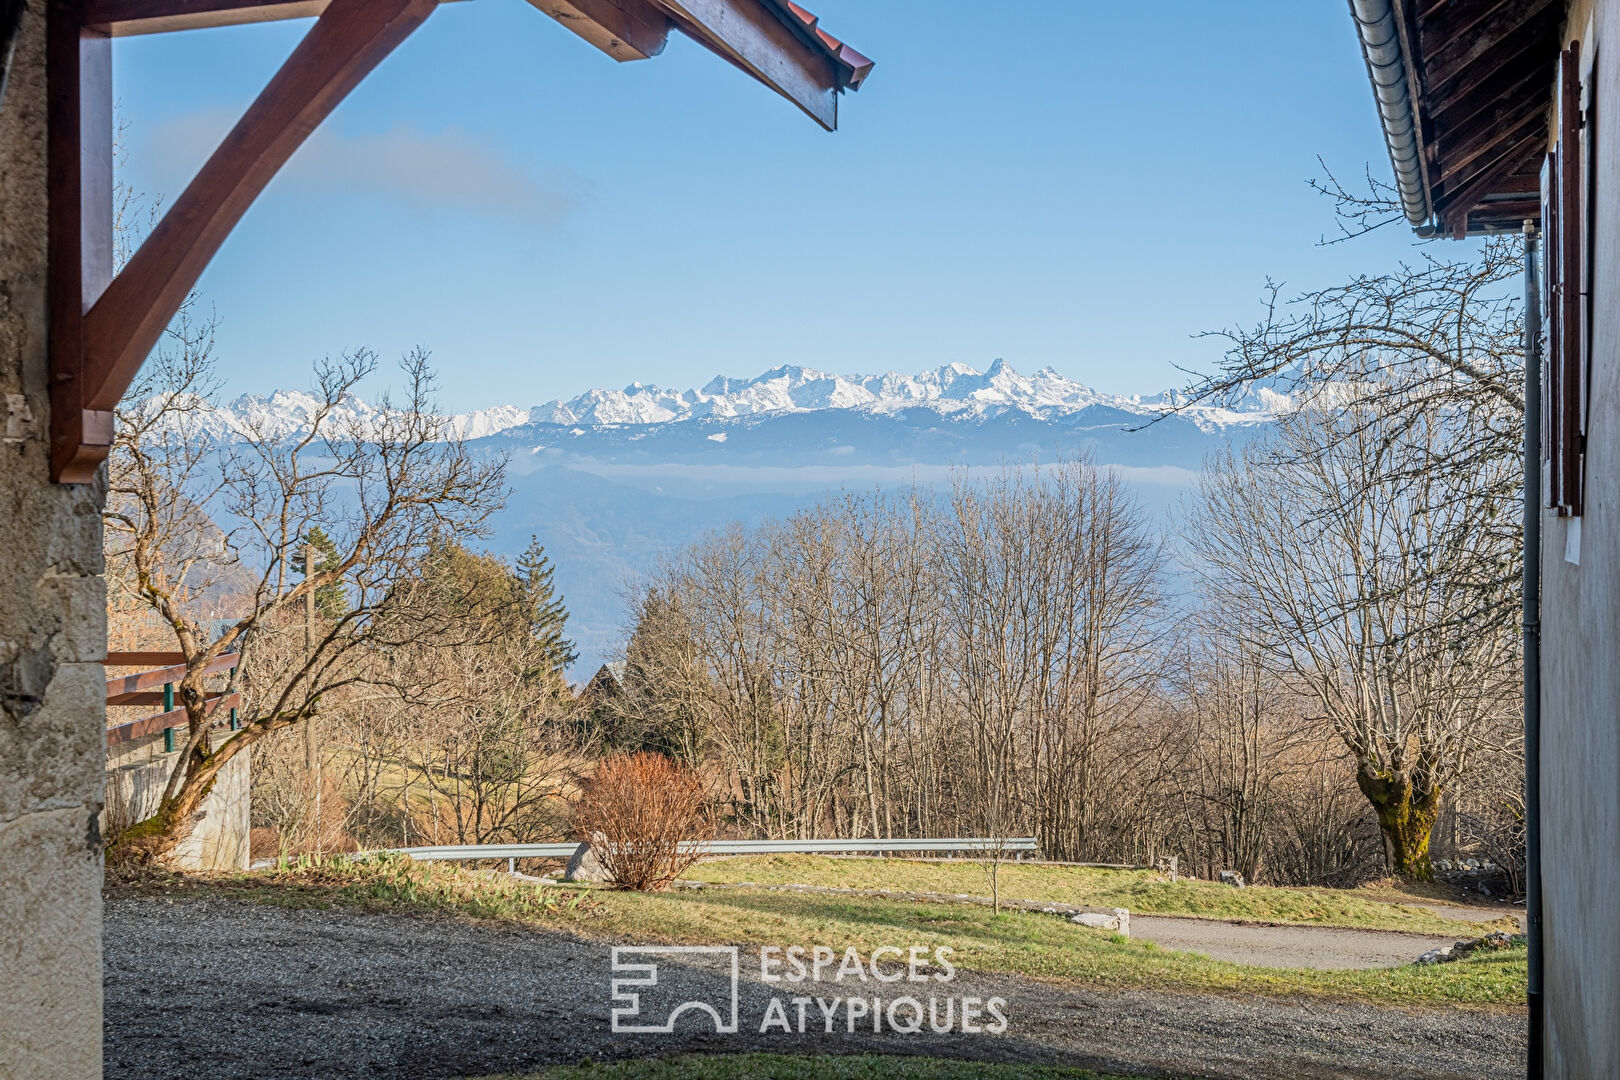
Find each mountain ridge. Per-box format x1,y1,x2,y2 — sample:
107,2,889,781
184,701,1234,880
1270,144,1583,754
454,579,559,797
170,360,1288,442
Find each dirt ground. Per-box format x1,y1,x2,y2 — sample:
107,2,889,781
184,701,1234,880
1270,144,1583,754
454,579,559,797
104,895,1524,1080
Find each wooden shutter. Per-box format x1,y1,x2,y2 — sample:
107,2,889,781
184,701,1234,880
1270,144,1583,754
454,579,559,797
1542,149,1560,504
1549,42,1587,516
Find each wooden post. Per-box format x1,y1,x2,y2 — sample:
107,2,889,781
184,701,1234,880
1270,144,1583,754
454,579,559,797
302,540,321,842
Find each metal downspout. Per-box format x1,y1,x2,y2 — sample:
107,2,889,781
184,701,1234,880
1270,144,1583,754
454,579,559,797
1522,221,1544,1080
0,0,25,115
1349,0,1432,225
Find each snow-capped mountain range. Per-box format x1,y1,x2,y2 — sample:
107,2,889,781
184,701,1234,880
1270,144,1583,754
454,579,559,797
159,361,1283,676
180,360,1287,442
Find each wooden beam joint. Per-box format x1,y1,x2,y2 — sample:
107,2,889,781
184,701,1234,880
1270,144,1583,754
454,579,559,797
49,0,437,482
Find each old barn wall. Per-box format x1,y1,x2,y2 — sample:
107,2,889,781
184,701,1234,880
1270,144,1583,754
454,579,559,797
0,3,108,1078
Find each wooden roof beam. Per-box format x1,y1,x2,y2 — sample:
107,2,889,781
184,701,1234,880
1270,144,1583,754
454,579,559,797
530,0,855,126
1435,128,1546,236
1425,11,1560,115
1435,110,1546,203
1418,0,1559,88
51,0,438,481
656,0,840,130
1436,93,1551,180
527,0,671,62
83,0,464,37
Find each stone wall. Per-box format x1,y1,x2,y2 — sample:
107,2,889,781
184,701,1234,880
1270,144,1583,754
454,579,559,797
106,735,251,872
0,3,108,1078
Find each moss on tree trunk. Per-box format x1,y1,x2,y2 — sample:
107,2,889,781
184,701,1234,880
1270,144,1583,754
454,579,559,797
1356,767,1442,881
106,748,227,866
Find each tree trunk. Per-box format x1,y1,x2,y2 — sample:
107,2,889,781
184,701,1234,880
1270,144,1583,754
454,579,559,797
108,723,265,865
1356,767,1441,881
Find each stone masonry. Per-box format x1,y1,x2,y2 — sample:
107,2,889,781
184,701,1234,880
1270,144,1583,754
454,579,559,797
0,3,108,1077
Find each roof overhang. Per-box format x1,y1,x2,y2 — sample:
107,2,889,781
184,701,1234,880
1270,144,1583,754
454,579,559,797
1350,0,1564,237
50,0,872,481
531,0,871,130
86,0,869,129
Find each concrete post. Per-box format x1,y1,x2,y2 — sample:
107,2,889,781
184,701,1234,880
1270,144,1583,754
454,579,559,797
0,3,108,1077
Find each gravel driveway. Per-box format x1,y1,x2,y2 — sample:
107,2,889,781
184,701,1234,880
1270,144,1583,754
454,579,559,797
1128,917,1456,970
105,896,1523,1080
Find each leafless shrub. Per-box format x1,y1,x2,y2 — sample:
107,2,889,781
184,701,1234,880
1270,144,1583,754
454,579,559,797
571,753,713,891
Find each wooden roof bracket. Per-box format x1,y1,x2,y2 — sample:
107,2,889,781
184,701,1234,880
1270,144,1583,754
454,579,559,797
48,0,438,482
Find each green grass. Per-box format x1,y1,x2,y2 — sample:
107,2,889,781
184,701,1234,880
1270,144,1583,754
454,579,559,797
162,855,1525,1010
477,1052,1160,1080
682,855,1514,936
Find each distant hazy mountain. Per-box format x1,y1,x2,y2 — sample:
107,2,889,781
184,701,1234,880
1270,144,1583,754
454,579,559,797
165,361,1283,675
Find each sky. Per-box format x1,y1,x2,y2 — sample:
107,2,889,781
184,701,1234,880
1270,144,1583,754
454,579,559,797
113,1,1445,414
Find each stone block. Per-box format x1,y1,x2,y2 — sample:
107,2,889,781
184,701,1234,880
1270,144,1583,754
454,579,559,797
0,660,104,825
0,806,102,1080
564,834,613,883
1070,907,1130,936
169,751,251,872
37,572,107,664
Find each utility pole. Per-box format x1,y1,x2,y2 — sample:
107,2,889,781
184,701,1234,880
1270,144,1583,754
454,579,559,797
303,539,321,846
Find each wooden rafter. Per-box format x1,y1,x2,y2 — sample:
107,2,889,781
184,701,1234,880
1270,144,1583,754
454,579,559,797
1436,99,1550,187
1438,130,1547,236
658,0,840,129
1434,69,1552,168
50,0,438,481
1418,0,1559,90
48,0,868,481
528,0,670,62
86,0,333,35
1373,0,1565,234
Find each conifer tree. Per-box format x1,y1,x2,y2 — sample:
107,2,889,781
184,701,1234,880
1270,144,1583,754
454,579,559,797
292,526,349,620
516,536,577,681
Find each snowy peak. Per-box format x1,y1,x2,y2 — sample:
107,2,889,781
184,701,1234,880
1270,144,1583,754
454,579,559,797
146,361,1287,443
528,360,1266,429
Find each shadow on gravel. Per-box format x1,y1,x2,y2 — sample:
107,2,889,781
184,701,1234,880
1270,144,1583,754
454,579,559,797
103,895,1522,1080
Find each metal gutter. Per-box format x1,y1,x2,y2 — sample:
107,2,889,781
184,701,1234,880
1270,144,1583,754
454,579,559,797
1349,0,1433,226
1522,221,1544,1080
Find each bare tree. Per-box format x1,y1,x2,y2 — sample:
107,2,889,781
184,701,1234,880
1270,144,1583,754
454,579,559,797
1189,400,1519,879
1169,623,1316,883
390,540,577,846
105,345,507,862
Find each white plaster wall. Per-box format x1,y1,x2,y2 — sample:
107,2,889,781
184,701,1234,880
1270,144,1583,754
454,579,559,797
1542,2,1620,1076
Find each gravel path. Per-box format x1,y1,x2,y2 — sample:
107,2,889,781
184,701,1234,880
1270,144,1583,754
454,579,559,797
1128,917,1456,970
105,896,1523,1080
676,879,1466,970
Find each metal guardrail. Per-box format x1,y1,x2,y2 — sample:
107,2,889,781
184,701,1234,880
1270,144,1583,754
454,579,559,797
387,837,1041,863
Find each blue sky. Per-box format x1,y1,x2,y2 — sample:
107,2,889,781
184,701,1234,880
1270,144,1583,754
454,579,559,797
115,1,1436,413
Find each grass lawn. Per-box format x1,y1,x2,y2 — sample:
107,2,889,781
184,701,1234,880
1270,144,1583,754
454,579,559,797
149,855,1526,1011
480,1052,1163,1080
682,855,1516,937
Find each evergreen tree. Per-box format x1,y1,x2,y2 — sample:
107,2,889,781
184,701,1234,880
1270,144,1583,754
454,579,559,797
515,536,577,680
291,526,349,620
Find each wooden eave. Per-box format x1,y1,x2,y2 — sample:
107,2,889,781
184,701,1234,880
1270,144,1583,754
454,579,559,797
1401,0,1565,236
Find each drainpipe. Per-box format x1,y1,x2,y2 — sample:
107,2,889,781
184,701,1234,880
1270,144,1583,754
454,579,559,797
0,0,24,115
1349,0,1432,226
1522,220,1544,1080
